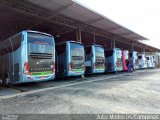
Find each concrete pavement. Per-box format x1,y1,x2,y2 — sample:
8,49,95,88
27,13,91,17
0,69,160,114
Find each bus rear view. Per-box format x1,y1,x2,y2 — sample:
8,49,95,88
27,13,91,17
26,31,55,82
56,41,85,77
0,30,55,85
122,50,129,71
146,55,155,68
85,44,105,74
129,51,139,70
138,53,147,69
105,48,123,72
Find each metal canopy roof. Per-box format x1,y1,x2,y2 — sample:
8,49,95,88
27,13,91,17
28,0,148,41
0,0,159,52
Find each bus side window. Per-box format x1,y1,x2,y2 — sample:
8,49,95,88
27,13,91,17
11,34,22,52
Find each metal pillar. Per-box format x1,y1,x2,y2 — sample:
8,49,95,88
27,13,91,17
131,44,134,52
79,29,81,43
113,38,115,48
76,28,82,43
93,29,96,44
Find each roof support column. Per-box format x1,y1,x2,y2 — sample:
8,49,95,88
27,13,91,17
76,28,81,43
93,29,96,44
131,43,134,52
113,38,116,48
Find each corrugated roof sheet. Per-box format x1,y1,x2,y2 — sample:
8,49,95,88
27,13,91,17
27,0,148,40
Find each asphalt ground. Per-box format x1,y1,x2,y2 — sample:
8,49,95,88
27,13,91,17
0,69,160,116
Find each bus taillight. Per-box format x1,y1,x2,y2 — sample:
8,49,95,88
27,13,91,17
116,61,118,68
52,63,55,74
24,62,31,75
82,64,85,70
68,63,72,71
94,63,96,69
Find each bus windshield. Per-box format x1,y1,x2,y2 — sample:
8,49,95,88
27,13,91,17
116,49,122,68
124,51,129,59
133,52,138,65
95,46,105,68
134,52,138,59
70,43,84,69
28,32,53,54
116,50,122,58
27,32,55,74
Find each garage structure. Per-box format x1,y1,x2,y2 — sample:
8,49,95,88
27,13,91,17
0,0,160,53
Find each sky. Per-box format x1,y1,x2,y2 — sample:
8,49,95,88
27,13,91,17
76,0,160,49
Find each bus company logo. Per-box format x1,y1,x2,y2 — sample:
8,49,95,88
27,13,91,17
39,45,46,53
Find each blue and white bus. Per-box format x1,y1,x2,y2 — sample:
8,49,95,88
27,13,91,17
129,51,139,70
146,55,155,68
138,53,147,69
0,30,55,85
55,41,85,77
85,44,105,74
105,48,123,72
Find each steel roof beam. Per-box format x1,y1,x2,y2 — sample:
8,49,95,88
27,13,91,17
0,0,143,43
29,2,75,29
85,17,104,24
0,0,159,52
105,26,122,31
117,32,134,36
0,3,77,31
0,0,75,31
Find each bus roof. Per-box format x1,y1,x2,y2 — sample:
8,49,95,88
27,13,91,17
26,30,53,37
0,30,54,55
105,48,121,51
56,40,84,46
92,44,104,49
122,50,129,52
3,30,53,41
85,44,104,48
133,51,137,53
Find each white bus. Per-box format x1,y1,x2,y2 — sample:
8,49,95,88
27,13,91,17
146,55,155,68
138,53,147,69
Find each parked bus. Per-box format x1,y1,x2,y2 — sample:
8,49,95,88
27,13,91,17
122,50,129,71
105,48,122,72
146,55,155,68
0,30,55,85
138,53,147,69
56,41,85,77
151,55,156,68
85,44,105,74
129,51,139,70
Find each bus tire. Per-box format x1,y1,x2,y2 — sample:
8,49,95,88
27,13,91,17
2,78,6,87
1,74,8,87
